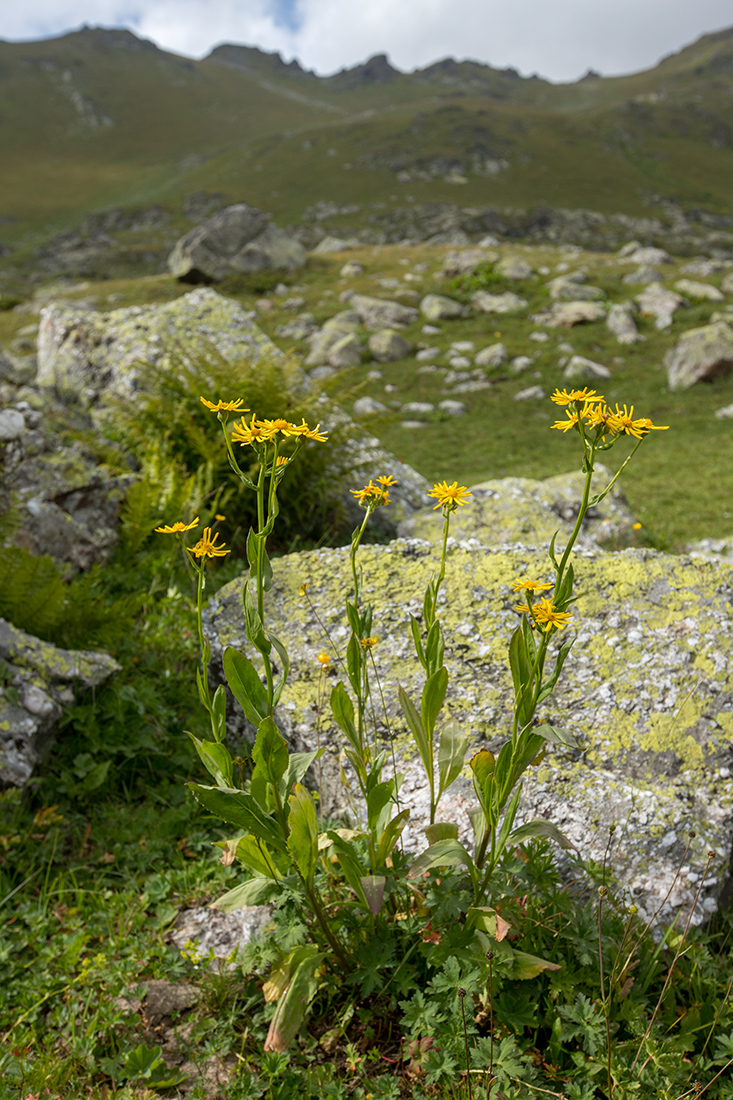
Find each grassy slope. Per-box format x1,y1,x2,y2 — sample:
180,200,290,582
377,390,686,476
0,25,732,249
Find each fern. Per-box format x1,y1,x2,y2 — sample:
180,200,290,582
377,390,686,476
0,547,67,637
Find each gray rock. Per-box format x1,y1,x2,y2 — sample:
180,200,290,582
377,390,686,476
495,255,533,280
400,420,427,429
275,314,317,340
622,246,672,266
680,260,726,278
169,907,273,967
0,618,120,787
532,301,606,327
399,402,435,418
509,356,533,374
514,385,545,401
311,236,360,254
368,329,413,363
353,396,387,417
622,265,662,286
665,322,733,391
607,302,643,344
305,310,359,366
327,333,362,368
674,280,725,303
442,248,498,277
636,284,687,331
37,288,284,408
167,204,306,281
340,261,364,277
416,346,440,362
474,343,508,369
715,404,733,420
548,275,604,301
308,366,335,381
141,980,199,1024
450,380,492,394
419,294,464,321
350,295,419,330
447,356,471,369
471,291,527,314
422,324,441,335
203,509,733,924
438,400,466,417
563,355,612,382
723,273,733,295
0,409,26,441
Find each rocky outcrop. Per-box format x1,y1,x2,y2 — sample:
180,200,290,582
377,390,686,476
471,291,527,314
636,284,687,330
0,617,120,787
349,295,419,330
665,322,733,390
167,204,306,282
531,301,606,327
368,330,413,362
419,293,464,321
37,288,284,408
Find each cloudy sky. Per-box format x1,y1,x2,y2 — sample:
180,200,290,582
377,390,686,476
1,0,732,82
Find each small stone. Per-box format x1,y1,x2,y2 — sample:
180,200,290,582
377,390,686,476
529,331,549,342
451,340,475,352
636,284,687,330
142,980,199,1025
416,364,439,375
514,385,545,401
563,355,611,382
0,408,26,441
416,346,440,361
674,279,725,302
327,332,362,368
622,265,662,286
422,324,441,335
606,303,642,345
400,420,426,428
366,369,383,380
496,255,533,280
419,294,464,321
448,356,472,369
368,329,413,363
622,246,672,265
722,272,733,295
384,384,398,394
351,294,419,330
666,322,733,390
400,401,435,418
340,261,364,277
714,404,733,419
475,343,508,368
309,365,336,381
509,356,533,374
353,396,387,416
438,400,466,417
471,291,527,314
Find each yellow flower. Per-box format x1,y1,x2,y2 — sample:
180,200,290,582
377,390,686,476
316,651,331,666
200,397,248,413
360,636,378,649
231,416,273,445
376,475,398,488
511,579,554,593
276,455,289,466
607,404,669,439
188,527,230,559
283,418,329,442
350,479,392,508
214,514,226,522
633,522,642,530
531,598,573,633
514,603,533,616
582,402,614,434
550,388,605,407
155,517,199,534
551,410,580,433
299,582,310,596
427,481,472,511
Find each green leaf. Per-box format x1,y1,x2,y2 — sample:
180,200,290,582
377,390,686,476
556,562,574,608
213,876,281,910
243,580,271,655
532,723,580,749
224,646,269,726
282,750,322,798
511,950,562,980
287,783,319,886
326,831,370,907
399,685,431,777
438,719,469,798
366,780,394,833
252,716,289,792
269,632,290,707
425,620,445,677
548,530,560,571
211,684,227,742
466,906,512,940
425,821,458,845
470,749,496,785
346,633,362,695
187,783,286,853
407,838,477,894
330,682,360,754
264,946,325,1052
508,818,577,851
376,808,410,863
186,733,233,789
492,784,523,867
410,615,427,669
421,666,448,737
535,638,575,705
233,835,282,877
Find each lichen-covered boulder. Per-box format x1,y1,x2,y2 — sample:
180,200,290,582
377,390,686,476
495,255,533,280
167,203,306,282
665,322,733,391
474,343,508,369
442,248,498,277
397,468,635,549
547,275,603,302
304,311,359,367
327,333,362,368
674,280,725,303
606,302,643,345
368,329,413,363
531,301,606,327
204,538,733,926
419,294,464,321
37,288,285,408
563,355,611,382
637,284,687,330
350,295,419,330
0,617,120,787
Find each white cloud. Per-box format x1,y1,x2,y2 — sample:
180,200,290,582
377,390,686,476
1,0,732,83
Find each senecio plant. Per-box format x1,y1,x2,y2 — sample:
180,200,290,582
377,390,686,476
157,388,667,1054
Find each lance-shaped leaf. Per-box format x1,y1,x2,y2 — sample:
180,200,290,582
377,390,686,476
187,783,286,854
287,783,319,887
224,646,269,726
492,784,523,868
421,666,447,737
252,716,289,792
510,950,561,980
243,581,271,655
330,682,360,755
535,638,575,706
407,838,477,894
424,620,445,677
366,780,394,833
508,818,577,851
410,615,427,670
425,821,458,846
438,719,469,799
360,875,387,915
233,834,283,878
399,685,431,777
264,946,325,1052
247,529,274,593
213,875,281,911
282,749,323,798
186,733,233,789
211,684,227,743
326,831,371,909
269,632,291,707
376,808,410,864
532,723,580,749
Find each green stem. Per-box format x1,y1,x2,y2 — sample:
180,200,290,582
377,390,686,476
195,560,212,712
555,451,594,592
350,510,371,609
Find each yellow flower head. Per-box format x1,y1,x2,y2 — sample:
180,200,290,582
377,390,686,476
200,397,248,413
551,410,580,433
276,455,290,466
155,517,199,534
428,481,472,512
231,416,273,446
550,388,605,407
214,514,226,522
299,583,310,596
360,636,379,649
531,597,573,633
607,404,669,439
350,479,392,508
316,651,331,666
511,579,554,593
188,527,230,559
376,475,398,488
